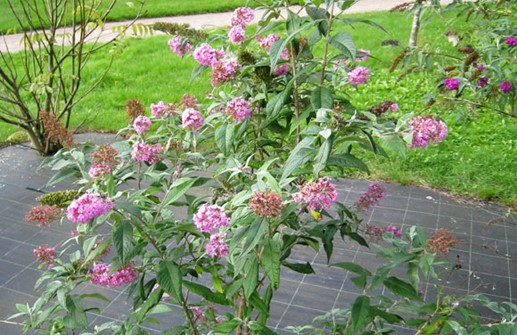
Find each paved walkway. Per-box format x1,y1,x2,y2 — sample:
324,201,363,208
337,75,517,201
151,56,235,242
0,0,459,53
0,134,516,334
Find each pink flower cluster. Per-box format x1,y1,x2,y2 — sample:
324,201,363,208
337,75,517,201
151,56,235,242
408,116,448,149
348,66,370,86
26,205,61,227
231,7,254,27
355,183,386,212
193,204,230,258
88,144,120,178
211,58,241,86
133,115,151,134
274,64,289,76
168,35,193,57
89,163,111,178
293,177,338,211
477,77,489,88
390,103,399,111
257,34,280,50
226,97,252,123
367,224,402,240
91,263,137,287
356,48,370,62
151,101,166,117
67,193,114,224
229,25,246,45
500,81,513,93
180,94,199,108
33,245,56,264
193,43,226,67
206,233,229,258
182,108,204,130
505,36,517,46
131,142,163,164
444,78,460,90
193,203,229,233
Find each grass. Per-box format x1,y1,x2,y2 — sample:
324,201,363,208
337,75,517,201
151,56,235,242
0,8,515,206
0,0,274,34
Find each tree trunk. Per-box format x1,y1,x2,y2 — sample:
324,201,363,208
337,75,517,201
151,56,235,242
409,5,422,47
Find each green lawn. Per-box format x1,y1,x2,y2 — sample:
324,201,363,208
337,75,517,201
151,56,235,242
0,8,515,206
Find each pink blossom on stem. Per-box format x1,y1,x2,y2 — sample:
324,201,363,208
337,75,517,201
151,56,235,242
33,245,56,264
504,36,517,46
67,193,114,224
228,25,246,45
273,64,289,76
356,48,370,62
26,205,61,227
390,103,399,111
193,203,229,233
500,81,513,93
211,58,241,86
182,108,204,131
168,35,192,57
257,34,279,51
293,177,338,211
206,233,228,258
355,183,386,212
150,101,166,118
408,116,448,149
131,142,164,164
226,97,252,123
180,94,199,108
193,43,226,67
348,66,370,86
444,78,460,90
133,115,151,134
91,263,137,287
477,77,489,88
231,7,254,27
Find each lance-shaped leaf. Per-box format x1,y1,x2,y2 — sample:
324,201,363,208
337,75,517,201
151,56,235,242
157,261,183,303
330,31,356,61
112,220,134,266
281,136,316,181
261,237,281,289
215,123,235,156
311,86,334,110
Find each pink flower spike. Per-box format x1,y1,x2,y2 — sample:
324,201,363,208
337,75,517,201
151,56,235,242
226,97,252,123
408,116,448,149
193,43,226,67
444,78,460,90
193,203,229,233
347,66,370,86
150,101,166,118
168,35,192,57
131,142,163,164
133,115,151,134
355,183,386,212
26,205,61,227
231,7,254,27
182,108,204,131
293,177,338,211
66,193,114,224
228,25,246,45
206,233,229,258
33,245,56,264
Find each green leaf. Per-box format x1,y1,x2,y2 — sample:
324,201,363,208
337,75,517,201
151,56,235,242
311,86,334,110
331,262,372,276
281,136,316,181
249,291,269,317
261,237,281,289
163,177,198,207
383,277,421,300
243,257,259,299
112,220,134,266
212,319,242,333
327,153,370,174
183,281,230,305
47,168,81,186
445,320,468,335
282,261,315,274
157,261,183,302
215,123,235,156
313,132,333,176
380,134,406,158
330,31,356,60
351,295,370,332
63,295,88,329
339,17,387,33
265,88,292,123
269,21,317,68
306,6,327,21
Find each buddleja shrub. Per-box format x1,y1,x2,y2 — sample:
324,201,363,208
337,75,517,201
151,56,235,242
392,0,515,117
13,1,458,334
